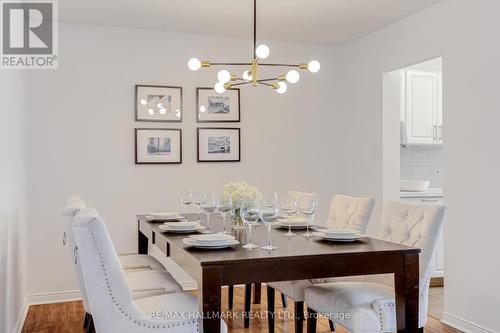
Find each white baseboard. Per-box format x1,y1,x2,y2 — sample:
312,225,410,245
14,299,29,333
27,289,82,305
442,312,498,333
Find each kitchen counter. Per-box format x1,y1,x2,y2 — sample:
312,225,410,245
400,188,443,198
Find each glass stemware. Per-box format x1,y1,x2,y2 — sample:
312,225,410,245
192,190,205,221
281,194,298,237
200,193,217,234
217,193,233,234
241,200,260,249
299,195,319,238
259,194,280,250
180,189,193,221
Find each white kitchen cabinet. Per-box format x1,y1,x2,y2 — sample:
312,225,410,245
400,196,444,278
402,70,442,145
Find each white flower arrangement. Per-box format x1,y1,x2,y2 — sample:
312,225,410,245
222,181,260,208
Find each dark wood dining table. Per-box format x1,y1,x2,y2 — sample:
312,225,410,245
137,214,420,333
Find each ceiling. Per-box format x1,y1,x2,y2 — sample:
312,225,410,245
58,0,442,45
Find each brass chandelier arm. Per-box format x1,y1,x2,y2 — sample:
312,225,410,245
259,63,304,68
210,62,253,66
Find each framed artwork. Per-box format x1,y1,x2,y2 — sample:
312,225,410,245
196,87,240,123
135,85,182,122
197,128,240,162
135,128,182,164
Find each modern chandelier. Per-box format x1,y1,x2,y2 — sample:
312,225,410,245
187,0,320,94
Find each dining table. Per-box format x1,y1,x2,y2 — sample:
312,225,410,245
137,214,420,333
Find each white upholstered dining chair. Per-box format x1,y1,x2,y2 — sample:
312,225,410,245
304,201,446,333
72,207,227,333
266,194,375,333
62,197,183,332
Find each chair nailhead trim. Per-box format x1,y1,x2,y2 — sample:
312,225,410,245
85,227,200,331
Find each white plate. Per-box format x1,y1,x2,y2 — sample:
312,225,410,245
190,234,235,246
162,221,202,230
321,228,359,237
276,221,314,229
159,225,205,233
312,231,365,242
146,215,185,222
150,211,180,217
183,238,239,249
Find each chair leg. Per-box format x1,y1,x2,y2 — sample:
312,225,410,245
244,284,252,328
83,312,89,328
86,314,96,333
228,285,234,310
307,308,317,333
294,301,305,333
281,292,288,308
253,282,262,304
329,319,336,331
267,286,275,333
419,328,424,333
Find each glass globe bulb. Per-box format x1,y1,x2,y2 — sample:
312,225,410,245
188,58,202,71
140,99,147,106
214,81,226,94
308,60,320,73
276,82,287,94
159,108,166,114
243,70,252,81
285,70,300,84
157,103,163,108
256,44,270,59
199,105,207,113
148,108,154,115
217,70,231,83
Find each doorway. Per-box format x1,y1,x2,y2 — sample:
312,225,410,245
382,57,444,319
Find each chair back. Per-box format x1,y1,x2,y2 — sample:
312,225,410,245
72,208,139,332
378,201,446,325
62,196,91,313
326,195,375,232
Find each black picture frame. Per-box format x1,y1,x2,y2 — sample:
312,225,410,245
197,127,241,162
135,128,182,164
196,87,241,123
135,85,183,122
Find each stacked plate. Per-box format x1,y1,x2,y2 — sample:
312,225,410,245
183,234,239,249
159,221,205,233
276,217,314,229
312,228,365,242
146,212,185,222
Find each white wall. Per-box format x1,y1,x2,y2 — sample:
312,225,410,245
24,23,348,297
0,71,27,332
338,0,500,331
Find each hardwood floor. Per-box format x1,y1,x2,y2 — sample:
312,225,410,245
22,286,461,333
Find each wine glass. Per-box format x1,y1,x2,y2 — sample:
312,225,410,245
259,195,280,250
240,200,260,249
180,189,193,221
192,190,205,221
299,195,319,238
200,193,217,233
281,194,298,237
217,193,233,234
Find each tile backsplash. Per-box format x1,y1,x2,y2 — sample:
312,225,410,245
400,146,443,188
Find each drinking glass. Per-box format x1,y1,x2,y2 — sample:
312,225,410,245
200,193,217,233
180,189,193,221
217,193,233,234
240,200,260,249
299,195,319,238
281,194,298,237
192,190,205,221
259,195,280,250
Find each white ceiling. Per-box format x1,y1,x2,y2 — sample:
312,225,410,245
59,0,442,45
